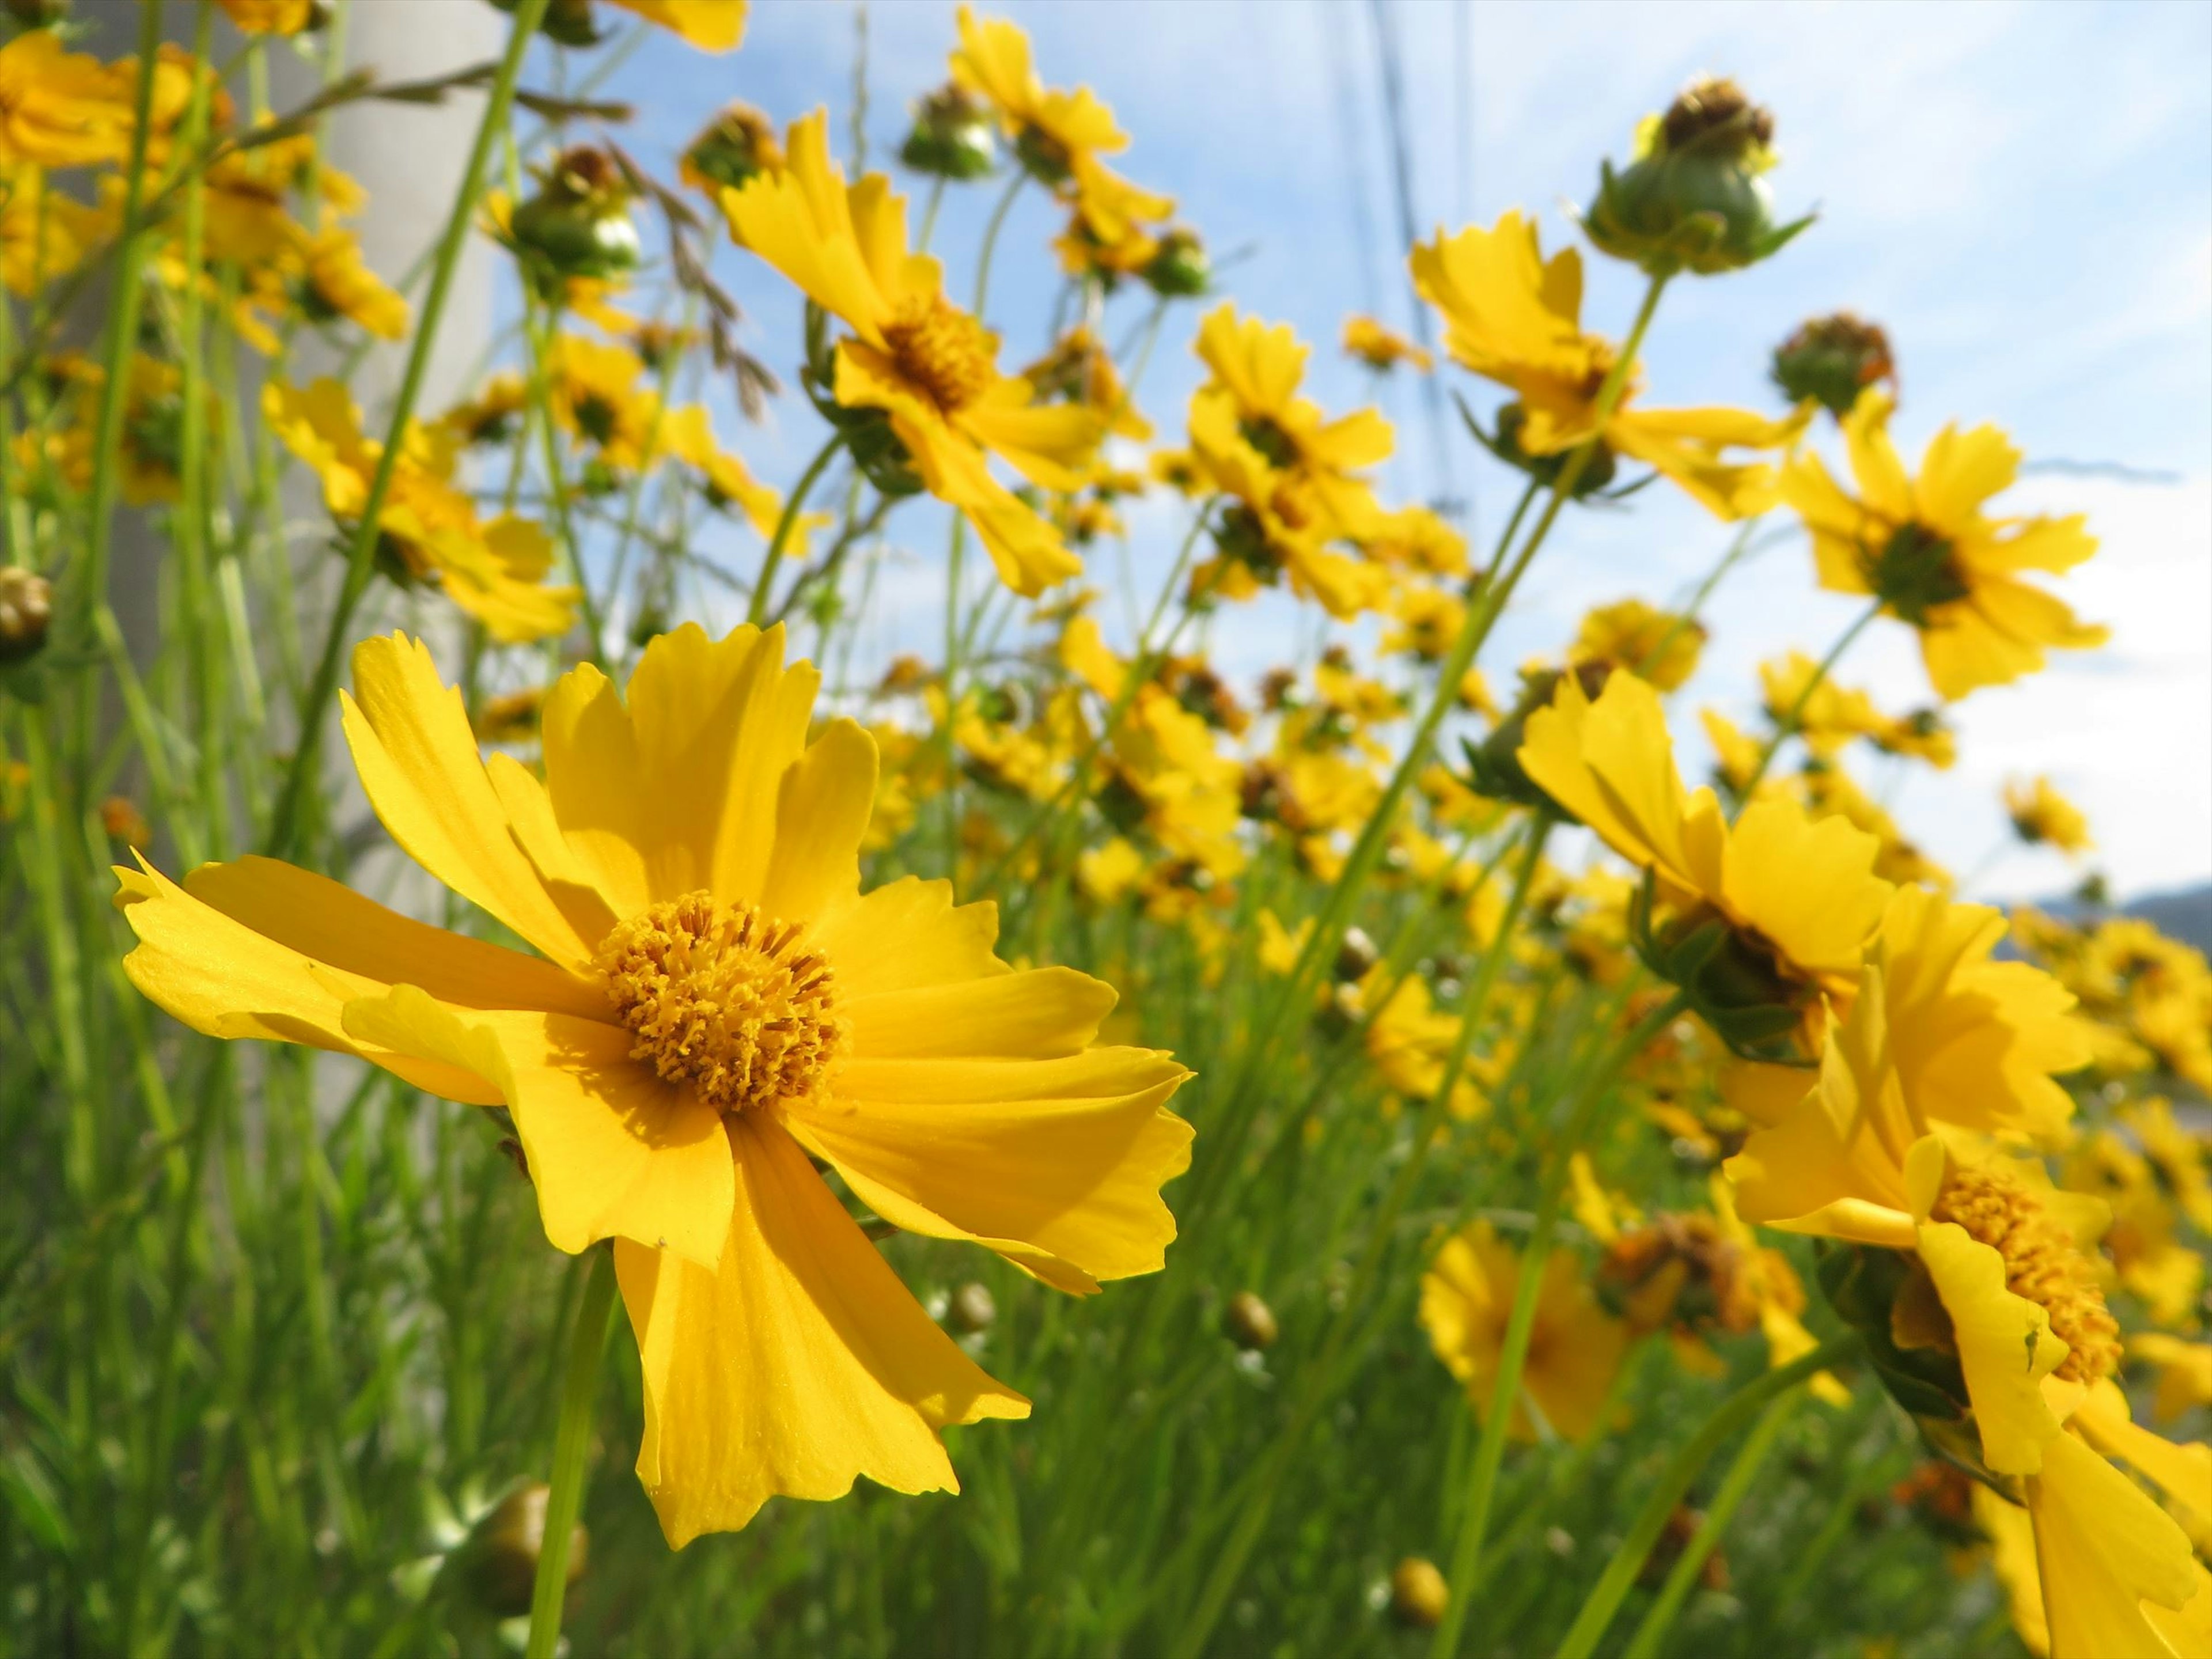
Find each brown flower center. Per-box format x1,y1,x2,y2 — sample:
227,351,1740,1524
1931,1162,2120,1385
594,893,846,1114
882,293,998,414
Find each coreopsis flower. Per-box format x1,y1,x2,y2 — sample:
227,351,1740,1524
1867,705,1956,770
1359,967,1480,1118
1342,315,1431,374
659,405,787,541
1801,766,1952,891
2132,1335,2212,1426
1360,504,1468,576
1517,667,1893,1052
603,0,746,51
217,0,316,33
1728,984,2211,1658
1420,1220,1628,1442
1570,596,1704,691
1758,650,1886,756
0,30,134,168
949,5,1145,205
1782,389,2108,700
1020,326,1150,441
117,624,1192,1543
2006,776,2093,857
724,111,1104,596
546,333,667,474
265,378,578,643
0,162,105,293
1411,213,1807,518
1698,707,1763,796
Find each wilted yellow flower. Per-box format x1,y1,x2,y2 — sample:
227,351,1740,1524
2006,776,2093,857
1342,315,1431,373
1411,212,1806,517
1782,389,2107,700
264,377,578,643
1421,1221,1628,1442
725,111,1104,596
116,625,1191,1544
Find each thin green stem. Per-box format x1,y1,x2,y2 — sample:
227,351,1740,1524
747,429,845,628
1550,1338,1858,1659
970,172,1025,315
1620,1387,1800,1659
263,0,552,858
524,1247,618,1659
1431,987,1690,1656
917,175,947,253
1735,596,1883,804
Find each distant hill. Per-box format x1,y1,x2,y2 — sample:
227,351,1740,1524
2126,882,2212,956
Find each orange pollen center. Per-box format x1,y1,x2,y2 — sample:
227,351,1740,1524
1931,1162,2120,1385
882,293,997,413
593,892,846,1114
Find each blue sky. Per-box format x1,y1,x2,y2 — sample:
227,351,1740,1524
589,0,2212,900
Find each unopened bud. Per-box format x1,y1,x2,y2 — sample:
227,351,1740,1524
683,102,784,196
509,146,639,288
1223,1290,1278,1352
947,1282,996,1335
1143,227,1211,298
1584,75,1807,277
1333,926,1379,983
1771,312,1896,417
0,569,52,664
100,796,150,849
495,0,605,49
900,83,997,181
1389,1558,1450,1628
460,1482,587,1619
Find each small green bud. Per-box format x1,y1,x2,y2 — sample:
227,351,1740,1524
1468,402,1619,499
1582,77,1810,278
683,103,783,197
1772,313,1896,417
509,147,639,288
1223,1290,1279,1352
1142,227,1211,298
899,84,997,182
1334,926,1379,983
0,569,53,665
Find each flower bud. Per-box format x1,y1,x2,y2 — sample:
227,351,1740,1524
459,1482,588,1619
1222,1290,1278,1353
900,83,997,181
681,103,784,197
1334,926,1379,983
509,146,640,290
494,0,605,49
100,796,150,849
1389,1557,1450,1628
1464,662,1610,809
1142,227,1211,298
947,1281,997,1335
1582,76,1809,277
1475,403,1619,498
0,569,53,665
1771,312,1896,418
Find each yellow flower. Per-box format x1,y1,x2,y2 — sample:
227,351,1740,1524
1802,766,1952,891
1727,984,2211,1657
215,0,315,34
2132,1334,2212,1426
1782,389,2108,700
1342,315,1431,373
660,405,789,543
1759,650,1885,756
1570,597,1704,691
604,0,747,52
1411,213,1806,518
950,4,1124,185
1698,707,1763,796
725,111,1104,596
1360,503,1468,575
1517,667,1893,1033
116,624,1192,1544
1420,1221,1628,1442
1360,967,1480,1119
299,222,407,338
2006,775,2093,857
0,162,106,294
0,31,134,169
264,378,578,643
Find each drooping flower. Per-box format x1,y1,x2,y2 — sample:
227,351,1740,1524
1411,212,1807,518
264,378,578,643
1420,1220,1628,1442
1781,389,2107,700
2006,775,2093,857
116,624,1193,1544
723,111,1105,596
1342,315,1431,374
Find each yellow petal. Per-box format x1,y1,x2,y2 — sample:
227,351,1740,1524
845,966,1116,1060
342,634,600,968
342,988,733,1268
1916,1218,2065,1475
2029,1427,2203,1657
807,876,1009,1000
602,0,745,51
757,718,876,925
787,1048,1192,1294
616,1112,1028,1546
1721,800,1892,989
1913,419,2020,535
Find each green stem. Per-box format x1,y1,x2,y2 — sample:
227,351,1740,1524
1550,1338,1858,1659
970,172,1024,315
1430,988,1691,1656
1735,596,1883,804
916,175,947,253
1619,1387,1800,1659
263,0,552,858
747,429,844,628
1638,514,1761,676
524,1246,618,1659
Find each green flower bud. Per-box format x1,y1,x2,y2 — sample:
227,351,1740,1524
1582,77,1810,278
1467,402,1619,499
1772,313,1896,417
1142,227,1211,298
509,147,640,289
1334,925,1380,983
1464,662,1611,809
0,569,53,665
900,84,997,182
457,1482,587,1619
5,0,69,25
492,0,606,49
1223,1290,1279,1353
682,103,784,197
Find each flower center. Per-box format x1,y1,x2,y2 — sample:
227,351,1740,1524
1863,523,1971,628
594,893,846,1114
882,293,998,414
1931,1162,2119,1385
